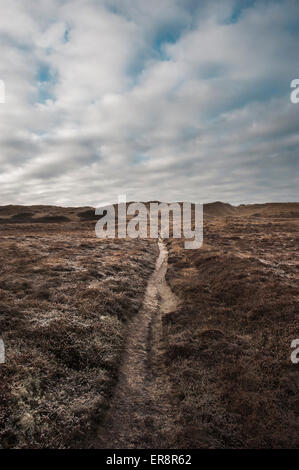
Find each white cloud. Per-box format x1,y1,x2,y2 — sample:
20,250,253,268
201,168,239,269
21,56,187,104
0,0,298,206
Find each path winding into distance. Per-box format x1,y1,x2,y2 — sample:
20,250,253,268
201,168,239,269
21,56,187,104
95,239,178,448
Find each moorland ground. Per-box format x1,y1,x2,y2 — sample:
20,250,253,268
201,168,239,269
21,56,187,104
162,202,298,448
0,206,157,448
0,202,298,448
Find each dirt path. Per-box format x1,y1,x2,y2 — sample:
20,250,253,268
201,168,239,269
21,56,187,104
95,239,178,449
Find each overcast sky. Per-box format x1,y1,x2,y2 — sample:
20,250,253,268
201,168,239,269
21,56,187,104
0,0,298,206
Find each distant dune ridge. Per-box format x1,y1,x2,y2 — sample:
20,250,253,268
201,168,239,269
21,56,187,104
0,201,298,224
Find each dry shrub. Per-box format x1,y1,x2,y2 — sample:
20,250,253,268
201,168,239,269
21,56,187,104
161,215,298,448
0,221,157,448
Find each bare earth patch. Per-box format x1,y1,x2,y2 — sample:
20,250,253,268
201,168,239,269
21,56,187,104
93,240,179,449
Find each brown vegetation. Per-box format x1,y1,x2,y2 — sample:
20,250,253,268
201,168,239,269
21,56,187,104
161,204,299,448
0,212,157,448
0,202,298,449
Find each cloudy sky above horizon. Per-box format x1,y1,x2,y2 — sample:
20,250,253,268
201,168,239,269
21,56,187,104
0,0,298,207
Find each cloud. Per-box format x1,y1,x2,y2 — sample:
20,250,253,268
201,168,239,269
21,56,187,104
0,0,298,206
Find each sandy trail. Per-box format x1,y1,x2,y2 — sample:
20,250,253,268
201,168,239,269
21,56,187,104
95,239,178,449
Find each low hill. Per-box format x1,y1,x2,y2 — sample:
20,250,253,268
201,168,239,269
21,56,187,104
236,202,299,218
0,202,298,224
204,201,236,217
